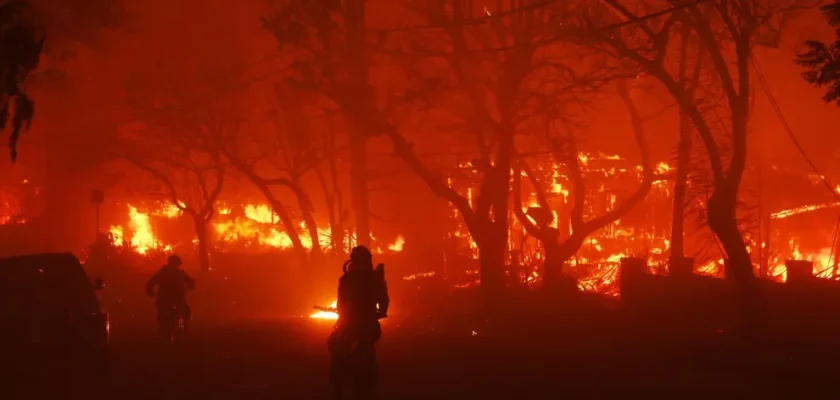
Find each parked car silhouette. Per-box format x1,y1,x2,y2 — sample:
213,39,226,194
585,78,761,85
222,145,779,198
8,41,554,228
0,252,109,382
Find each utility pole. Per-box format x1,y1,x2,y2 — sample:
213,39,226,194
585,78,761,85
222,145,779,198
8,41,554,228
91,189,104,236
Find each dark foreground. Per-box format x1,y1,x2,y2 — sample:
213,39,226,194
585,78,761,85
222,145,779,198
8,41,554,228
8,309,840,400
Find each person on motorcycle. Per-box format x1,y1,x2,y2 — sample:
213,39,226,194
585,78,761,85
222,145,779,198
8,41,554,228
146,255,195,340
329,245,390,399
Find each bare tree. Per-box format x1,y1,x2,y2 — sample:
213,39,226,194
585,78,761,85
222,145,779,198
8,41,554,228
512,81,653,288
222,86,331,265
262,0,376,247
378,0,614,300
125,133,225,272
580,0,808,332
120,56,239,272
313,112,347,253
222,129,312,268
270,84,328,256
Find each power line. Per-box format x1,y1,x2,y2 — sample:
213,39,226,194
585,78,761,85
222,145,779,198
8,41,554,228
373,0,565,33
375,0,708,55
755,54,840,274
56,53,289,112
750,53,840,202
51,1,704,138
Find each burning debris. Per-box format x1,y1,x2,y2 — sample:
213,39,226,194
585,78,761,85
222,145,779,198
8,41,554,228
1,154,838,299
107,202,406,256
771,202,840,220
310,301,338,320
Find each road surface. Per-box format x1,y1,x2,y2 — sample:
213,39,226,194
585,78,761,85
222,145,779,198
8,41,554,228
13,313,840,399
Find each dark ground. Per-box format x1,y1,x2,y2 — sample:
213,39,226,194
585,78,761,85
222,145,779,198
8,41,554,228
11,308,840,400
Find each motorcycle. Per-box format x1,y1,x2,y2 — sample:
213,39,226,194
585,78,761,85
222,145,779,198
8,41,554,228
316,304,386,399
317,264,388,399
158,303,190,343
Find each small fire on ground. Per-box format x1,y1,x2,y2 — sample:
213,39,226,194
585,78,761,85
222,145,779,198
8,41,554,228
310,301,338,320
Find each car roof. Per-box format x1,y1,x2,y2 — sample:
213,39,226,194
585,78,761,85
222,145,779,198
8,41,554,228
0,252,97,311
0,252,83,267
0,252,91,288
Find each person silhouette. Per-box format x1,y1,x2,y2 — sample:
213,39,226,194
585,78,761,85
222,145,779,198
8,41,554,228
328,245,389,399
146,255,195,340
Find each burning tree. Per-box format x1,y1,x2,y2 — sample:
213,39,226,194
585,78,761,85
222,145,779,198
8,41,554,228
312,111,348,256
222,84,336,266
261,0,377,247
578,0,808,329
119,58,238,271
123,135,225,273
512,81,653,290
377,1,619,300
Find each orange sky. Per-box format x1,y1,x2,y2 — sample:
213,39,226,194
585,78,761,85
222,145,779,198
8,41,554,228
12,2,840,197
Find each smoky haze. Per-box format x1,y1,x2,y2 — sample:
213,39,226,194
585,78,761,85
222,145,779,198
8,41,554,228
3,0,840,398
7,2,840,255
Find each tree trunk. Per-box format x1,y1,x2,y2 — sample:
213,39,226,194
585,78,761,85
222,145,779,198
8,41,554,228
543,234,585,291
477,122,516,301
268,196,308,267
330,210,345,253
194,217,211,272
719,48,752,282
333,173,346,253
475,224,507,305
231,162,309,266
331,159,347,253
292,177,323,256
300,208,322,256
707,187,751,279
316,169,344,254
349,125,371,247
343,0,372,249
713,45,757,334
707,181,759,335
255,184,309,267
670,112,692,262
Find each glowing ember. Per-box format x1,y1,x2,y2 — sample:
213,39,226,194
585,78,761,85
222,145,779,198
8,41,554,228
403,271,436,280
387,235,405,252
771,202,840,219
310,301,338,320
655,162,672,174
109,226,125,247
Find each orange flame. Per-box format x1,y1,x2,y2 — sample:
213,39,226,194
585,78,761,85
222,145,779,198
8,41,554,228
110,203,407,255
310,301,338,320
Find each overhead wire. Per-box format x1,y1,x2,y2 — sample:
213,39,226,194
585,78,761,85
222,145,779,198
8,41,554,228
38,1,705,143
373,0,566,33
751,53,840,274
750,53,840,202
375,0,709,54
